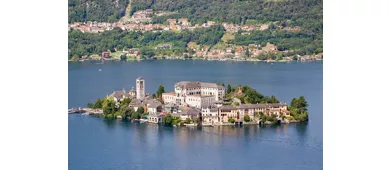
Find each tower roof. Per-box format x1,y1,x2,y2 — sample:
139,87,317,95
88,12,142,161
137,77,144,80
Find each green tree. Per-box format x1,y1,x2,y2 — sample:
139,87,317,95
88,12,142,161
120,98,132,108
131,111,141,120
163,114,173,126
93,98,104,109
245,48,250,57
120,107,133,119
152,94,157,98
103,99,116,115
276,53,283,60
71,54,80,61
185,118,191,124
227,84,232,94
137,107,145,114
289,96,309,121
156,85,165,98
87,103,94,108
269,95,280,103
120,54,127,60
228,117,235,123
244,115,251,122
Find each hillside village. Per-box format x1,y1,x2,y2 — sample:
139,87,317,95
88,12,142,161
69,9,322,62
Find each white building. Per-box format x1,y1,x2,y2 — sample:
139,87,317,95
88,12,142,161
185,95,215,109
201,105,219,125
162,81,225,108
136,77,145,99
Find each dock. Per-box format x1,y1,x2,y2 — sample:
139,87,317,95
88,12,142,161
68,108,103,115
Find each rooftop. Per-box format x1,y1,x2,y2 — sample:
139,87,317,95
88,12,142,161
175,81,225,89
162,92,176,95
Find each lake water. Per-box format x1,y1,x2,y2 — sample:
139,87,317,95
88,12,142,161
69,60,323,170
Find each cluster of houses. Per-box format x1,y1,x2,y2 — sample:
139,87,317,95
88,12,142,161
69,8,296,34
68,21,117,33
131,9,153,21
190,43,279,61
108,78,290,126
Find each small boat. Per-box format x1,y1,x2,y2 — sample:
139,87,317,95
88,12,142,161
139,119,148,123
99,69,102,71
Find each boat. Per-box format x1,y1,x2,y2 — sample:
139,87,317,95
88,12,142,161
99,69,102,71
139,119,148,123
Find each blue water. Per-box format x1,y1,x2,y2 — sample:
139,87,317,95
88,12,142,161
69,60,323,169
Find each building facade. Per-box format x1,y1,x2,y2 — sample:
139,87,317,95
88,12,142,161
136,77,145,99
162,81,225,107
218,103,289,123
201,105,219,126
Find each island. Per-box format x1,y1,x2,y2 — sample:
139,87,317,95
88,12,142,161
70,77,309,127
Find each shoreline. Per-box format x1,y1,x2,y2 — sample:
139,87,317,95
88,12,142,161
69,57,322,63
68,110,306,126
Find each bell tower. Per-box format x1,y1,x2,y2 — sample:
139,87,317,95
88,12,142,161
136,77,145,99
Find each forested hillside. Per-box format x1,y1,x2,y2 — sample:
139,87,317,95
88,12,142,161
132,0,321,26
68,25,225,57
68,0,322,61
68,0,129,23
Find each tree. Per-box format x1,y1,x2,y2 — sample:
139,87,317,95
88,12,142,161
71,55,80,61
121,107,133,119
87,103,94,108
228,118,235,123
276,53,283,60
163,114,173,126
245,48,250,57
156,85,165,99
244,115,251,122
93,98,104,109
131,111,141,120
289,96,309,121
120,98,132,108
227,84,232,94
152,94,156,98
185,118,191,124
137,107,145,114
102,99,117,115
269,95,280,103
120,54,127,60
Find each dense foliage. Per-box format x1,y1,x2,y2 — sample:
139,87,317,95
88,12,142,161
68,25,224,58
68,0,129,23
244,115,251,122
163,114,182,126
288,96,309,121
156,85,165,99
227,85,280,104
69,0,322,57
260,112,278,124
232,29,322,56
87,97,146,120
132,0,322,25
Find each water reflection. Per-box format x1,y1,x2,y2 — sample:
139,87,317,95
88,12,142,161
102,118,119,130
296,123,308,145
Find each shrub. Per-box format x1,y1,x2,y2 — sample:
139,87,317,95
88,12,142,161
244,115,251,122
228,118,235,123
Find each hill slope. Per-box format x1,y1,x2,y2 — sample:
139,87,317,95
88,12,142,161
68,0,129,23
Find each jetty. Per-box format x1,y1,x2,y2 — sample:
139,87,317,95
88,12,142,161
68,108,103,115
